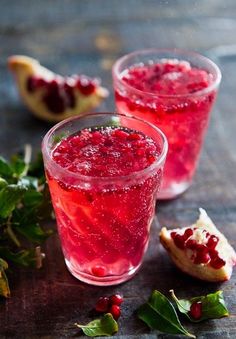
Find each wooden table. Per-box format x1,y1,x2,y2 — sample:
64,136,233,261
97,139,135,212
0,1,236,337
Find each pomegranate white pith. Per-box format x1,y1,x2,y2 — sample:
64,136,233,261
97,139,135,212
8,55,108,122
160,208,236,282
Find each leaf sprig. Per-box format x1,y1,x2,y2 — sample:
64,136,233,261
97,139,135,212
170,289,229,322
0,145,53,298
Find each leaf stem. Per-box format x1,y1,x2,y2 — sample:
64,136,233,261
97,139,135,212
20,144,32,178
170,289,190,313
6,217,21,247
24,144,32,166
35,246,45,269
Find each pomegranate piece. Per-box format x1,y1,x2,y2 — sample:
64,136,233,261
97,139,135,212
8,55,108,122
160,208,236,282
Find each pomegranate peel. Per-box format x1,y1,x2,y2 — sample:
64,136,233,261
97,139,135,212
160,208,236,282
8,55,108,122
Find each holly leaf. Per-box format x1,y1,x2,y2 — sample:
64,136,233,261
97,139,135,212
170,290,229,322
0,184,27,219
75,313,118,337
0,258,10,298
137,290,195,338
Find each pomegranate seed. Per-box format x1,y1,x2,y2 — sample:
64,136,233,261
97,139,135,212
109,294,123,306
189,301,202,320
43,91,65,114
185,239,197,250
49,79,60,90
210,257,226,269
147,155,156,164
136,149,145,156
27,76,38,92
207,235,219,249
173,234,185,249
170,231,177,239
109,304,121,320
95,297,110,313
127,133,142,141
91,265,106,277
64,82,76,108
77,77,96,95
113,129,129,139
208,249,219,259
183,228,193,240
194,245,210,264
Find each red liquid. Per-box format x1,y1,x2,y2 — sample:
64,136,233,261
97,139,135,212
115,59,217,198
47,127,163,284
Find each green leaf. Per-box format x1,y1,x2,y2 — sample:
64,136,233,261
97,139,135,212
23,190,43,208
0,247,37,267
0,258,10,298
137,290,195,338
10,155,27,178
0,156,13,177
170,290,229,322
0,184,27,219
75,313,118,337
0,177,8,189
14,222,51,244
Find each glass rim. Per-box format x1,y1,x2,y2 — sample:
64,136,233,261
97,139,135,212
42,112,168,184
112,48,222,99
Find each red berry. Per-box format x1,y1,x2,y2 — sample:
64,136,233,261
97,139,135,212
189,301,202,320
95,297,110,313
109,304,121,320
109,294,123,306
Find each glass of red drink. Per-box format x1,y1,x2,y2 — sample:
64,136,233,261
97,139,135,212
42,113,167,286
113,49,221,199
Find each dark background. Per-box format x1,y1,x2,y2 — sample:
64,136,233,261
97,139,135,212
0,1,236,338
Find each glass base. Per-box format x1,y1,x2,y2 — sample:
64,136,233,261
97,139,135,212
65,259,142,286
157,180,191,200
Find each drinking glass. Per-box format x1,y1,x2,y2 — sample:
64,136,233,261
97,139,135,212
113,49,221,199
42,112,167,286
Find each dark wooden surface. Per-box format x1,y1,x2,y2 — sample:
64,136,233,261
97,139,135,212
1,1,236,338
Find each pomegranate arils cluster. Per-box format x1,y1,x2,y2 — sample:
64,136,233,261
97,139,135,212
170,227,225,269
26,74,98,114
95,294,124,320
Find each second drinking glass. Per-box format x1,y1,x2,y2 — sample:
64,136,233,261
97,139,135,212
113,48,221,199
